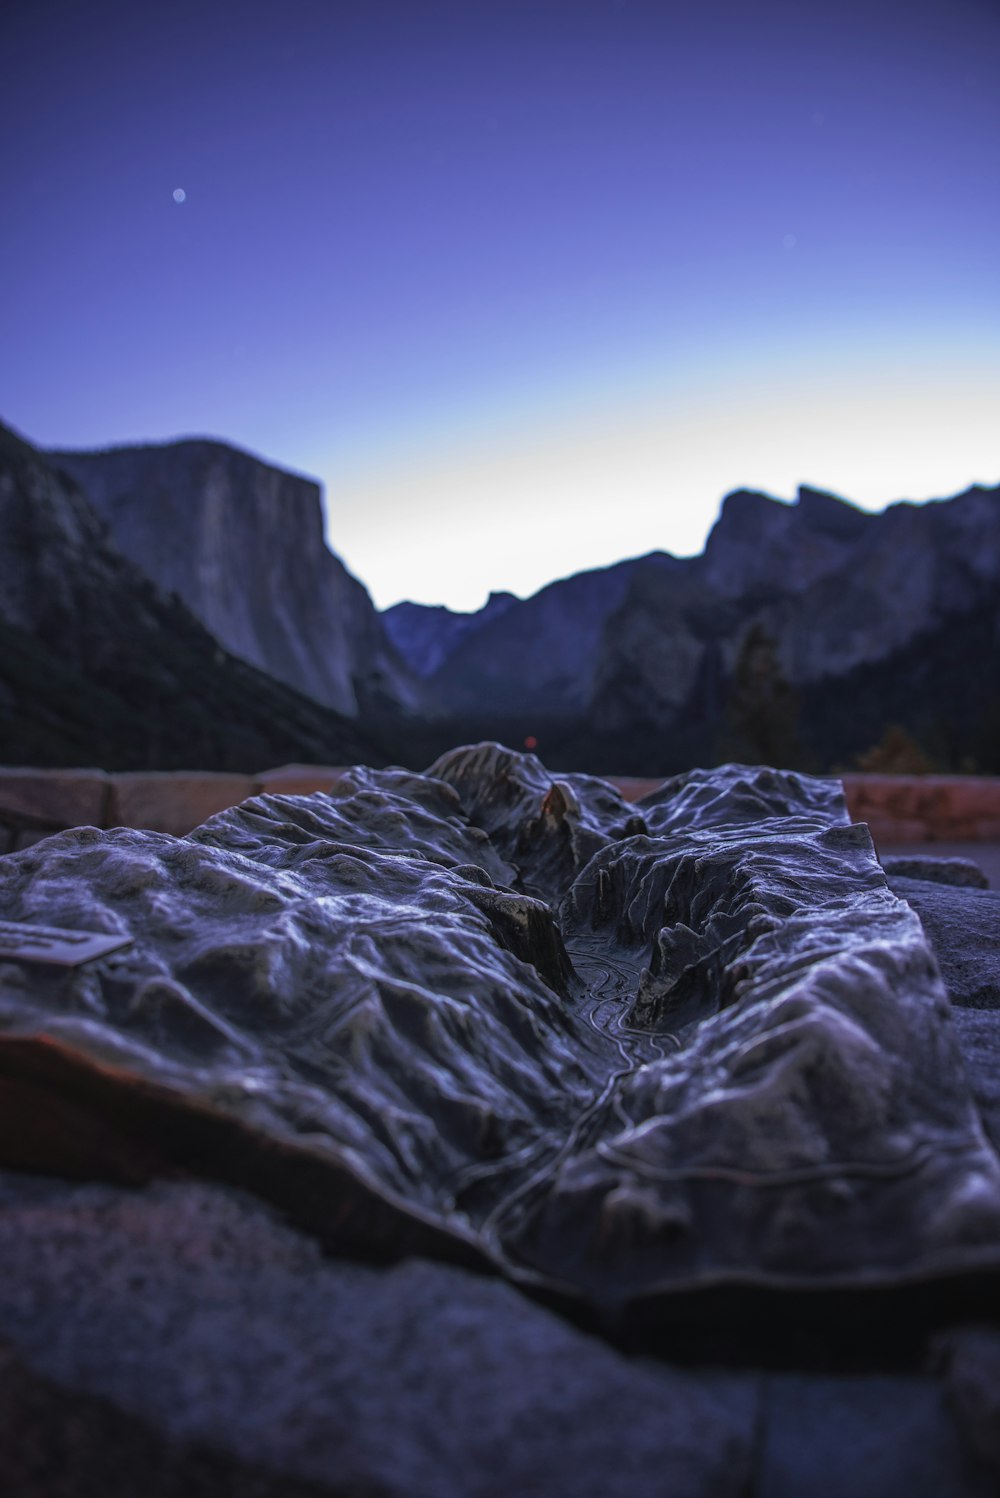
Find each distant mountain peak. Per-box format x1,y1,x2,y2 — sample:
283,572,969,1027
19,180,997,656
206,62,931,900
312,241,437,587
795,484,870,538
47,435,419,718
0,427,383,770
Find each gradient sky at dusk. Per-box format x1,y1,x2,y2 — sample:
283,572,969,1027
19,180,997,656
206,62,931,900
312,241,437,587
3,0,998,609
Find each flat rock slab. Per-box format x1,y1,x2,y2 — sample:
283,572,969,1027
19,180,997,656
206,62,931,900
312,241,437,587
0,1170,994,1498
948,1011,1000,1156
0,1342,329,1498
933,1324,1000,1475
885,873,1000,1155
0,1172,759,1498
757,1371,993,1498
880,840,1000,890
884,877,1000,1013
881,855,990,889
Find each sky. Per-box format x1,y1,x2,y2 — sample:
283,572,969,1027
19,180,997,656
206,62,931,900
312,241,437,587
2,0,998,611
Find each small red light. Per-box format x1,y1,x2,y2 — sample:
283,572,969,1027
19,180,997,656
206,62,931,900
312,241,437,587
524,735,538,750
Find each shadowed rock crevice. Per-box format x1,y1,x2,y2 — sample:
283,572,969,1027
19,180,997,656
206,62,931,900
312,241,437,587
0,745,998,1350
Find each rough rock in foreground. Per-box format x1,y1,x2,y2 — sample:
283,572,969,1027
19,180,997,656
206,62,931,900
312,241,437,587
3,1169,996,1498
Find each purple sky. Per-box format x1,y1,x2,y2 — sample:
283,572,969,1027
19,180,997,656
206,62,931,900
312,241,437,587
3,0,998,608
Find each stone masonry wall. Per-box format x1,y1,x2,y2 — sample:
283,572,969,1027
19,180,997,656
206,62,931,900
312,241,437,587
3,765,1000,851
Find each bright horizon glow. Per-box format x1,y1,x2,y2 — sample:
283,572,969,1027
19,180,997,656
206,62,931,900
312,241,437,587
2,0,998,613
321,353,1000,611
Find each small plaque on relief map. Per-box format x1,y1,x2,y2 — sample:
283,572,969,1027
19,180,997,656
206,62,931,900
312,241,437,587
0,920,133,967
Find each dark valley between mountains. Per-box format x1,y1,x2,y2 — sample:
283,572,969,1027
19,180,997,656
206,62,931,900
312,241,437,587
2,417,998,776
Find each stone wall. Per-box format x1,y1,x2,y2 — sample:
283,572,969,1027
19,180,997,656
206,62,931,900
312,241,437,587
4,764,1000,851
839,773,1000,844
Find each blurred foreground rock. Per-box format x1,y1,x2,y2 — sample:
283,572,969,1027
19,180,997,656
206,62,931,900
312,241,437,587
0,1171,994,1496
7,764,1000,849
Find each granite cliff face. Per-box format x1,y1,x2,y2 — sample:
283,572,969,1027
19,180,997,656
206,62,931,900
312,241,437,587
13,413,1000,775
697,482,1000,682
50,439,419,719
0,422,384,771
390,482,1000,773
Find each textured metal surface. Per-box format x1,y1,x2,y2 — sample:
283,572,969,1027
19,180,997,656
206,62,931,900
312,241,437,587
0,747,997,1324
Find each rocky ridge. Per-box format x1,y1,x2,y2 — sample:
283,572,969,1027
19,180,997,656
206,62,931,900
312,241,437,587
12,415,1000,776
388,481,1000,774
0,422,385,771
49,437,419,718
406,556,675,718
383,590,518,679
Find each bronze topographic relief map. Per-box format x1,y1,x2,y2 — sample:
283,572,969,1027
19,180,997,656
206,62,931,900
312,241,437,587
0,744,998,1340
